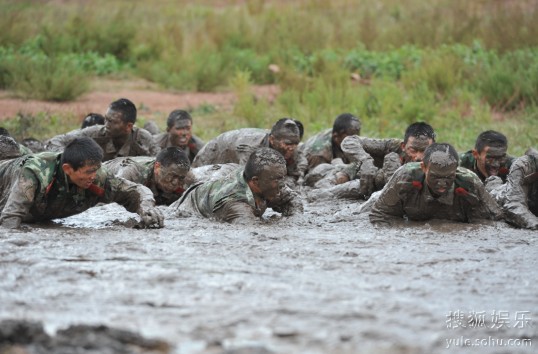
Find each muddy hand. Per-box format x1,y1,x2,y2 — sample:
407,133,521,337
137,205,164,229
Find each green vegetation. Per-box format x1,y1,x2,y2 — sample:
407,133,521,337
0,0,536,154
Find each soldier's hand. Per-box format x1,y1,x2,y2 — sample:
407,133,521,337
137,204,164,229
358,161,378,199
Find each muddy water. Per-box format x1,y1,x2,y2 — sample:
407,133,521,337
0,197,536,354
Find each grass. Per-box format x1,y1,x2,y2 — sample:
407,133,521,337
0,0,536,156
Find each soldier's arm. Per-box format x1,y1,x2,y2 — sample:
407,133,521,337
472,177,504,221
369,168,406,225
502,157,538,229
103,175,163,228
0,169,39,229
45,129,81,152
341,135,378,198
268,186,304,216
214,201,261,224
137,129,160,157
359,137,402,160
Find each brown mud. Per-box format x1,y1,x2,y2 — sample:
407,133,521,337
0,196,536,354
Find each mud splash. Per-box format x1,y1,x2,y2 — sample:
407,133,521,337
0,197,536,354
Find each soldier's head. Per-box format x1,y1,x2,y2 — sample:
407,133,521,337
0,135,22,160
269,118,301,161
421,143,459,197
332,113,361,148
401,122,436,163
104,98,137,138
21,138,45,153
244,148,287,202
472,130,508,178
293,119,304,140
61,137,104,190
81,113,105,129
166,109,193,148
0,127,11,136
154,147,193,193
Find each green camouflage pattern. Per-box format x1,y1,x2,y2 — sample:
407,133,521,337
0,151,156,226
459,150,515,182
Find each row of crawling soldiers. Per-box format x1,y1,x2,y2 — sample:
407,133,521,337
0,97,536,229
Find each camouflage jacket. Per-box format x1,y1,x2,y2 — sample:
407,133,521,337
0,152,156,227
46,125,159,161
459,150,515,183
192,128,307,180
369,163,503,225
104,156,191,206
301,129,345,171
490,153,538,229
153,133,205,162
171,167,301,223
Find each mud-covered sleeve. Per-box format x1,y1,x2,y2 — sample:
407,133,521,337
269,186,304,216
502,158,538,229
359,137,402,159
213,201,259,224
137,130,160,157
103,175,157,214
471,177,504,221
45,129,84,152
0,168,39,228
369,168,406,225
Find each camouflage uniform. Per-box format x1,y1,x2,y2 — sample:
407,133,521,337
192,128,307,181
488,152,538,229
46,125,159,161
369,163,503,225
170,167,302,223
153,133,205,163
459,151,515,183
0,152,157,228
104,156,190,206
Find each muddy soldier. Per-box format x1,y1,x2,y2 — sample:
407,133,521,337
172,148,302,223
153,109,205,163
0,137,163,229
305,122,436,201
104,147,194,206
46,98,159,161
460,130,515,183
368,143,503,225
488,148,538,230
192,118,307,184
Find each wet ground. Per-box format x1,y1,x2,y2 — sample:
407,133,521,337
0,196,536,354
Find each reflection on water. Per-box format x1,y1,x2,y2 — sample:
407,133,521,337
0,200,536,354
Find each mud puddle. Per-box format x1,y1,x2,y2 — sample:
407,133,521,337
0,198,536,353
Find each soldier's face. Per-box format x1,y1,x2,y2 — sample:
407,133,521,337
472,146,508,178
62,163,101,189
105,108,132,138
256,163,287,201
154,162,191,194
167,120,192,148
269,134,300,161
422,161,457,197
402,136,434,163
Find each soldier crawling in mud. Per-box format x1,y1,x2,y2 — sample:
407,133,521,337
153,109,205,163
0,137,163,229
104,147,194,206
46,98,159,161
171,148,303,223
0,127,33,157
460,130,514,183
306,122,436,201
368,143,503,226
192,118,307,185
487,148,538,230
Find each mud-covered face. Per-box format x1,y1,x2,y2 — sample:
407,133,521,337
256,163,287,201
422,160,457,197
104,108,132,138
402,135,433,163
154,163,191,193
167,120,192,148
269,134,300,161
63,163,101,190
473,146,508,178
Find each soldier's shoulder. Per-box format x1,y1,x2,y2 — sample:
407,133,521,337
303,129,332,152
